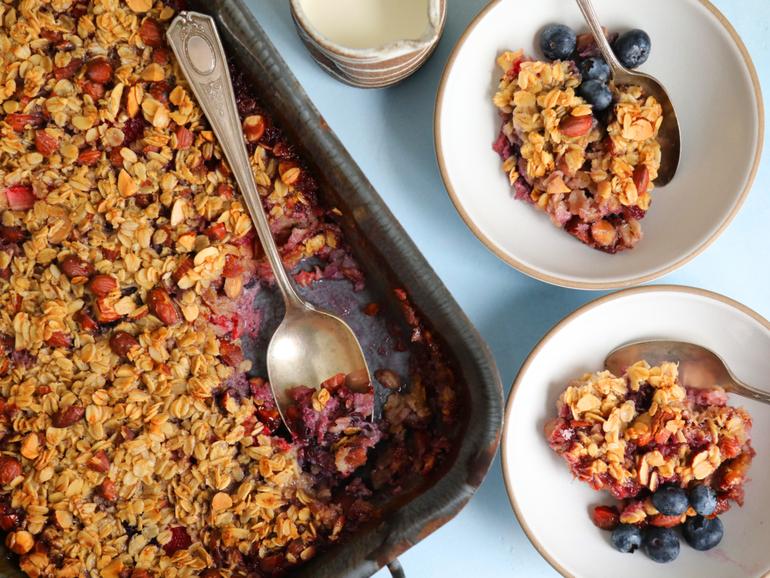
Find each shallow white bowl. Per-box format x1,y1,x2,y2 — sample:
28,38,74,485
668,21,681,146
502,286,770,577
435,0,763,289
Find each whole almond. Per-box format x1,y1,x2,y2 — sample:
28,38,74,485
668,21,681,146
86,58,112,83
175,125,193,150
146,286,179,325
0,456,22,485
87,450,110,473
52,405,85,428
109,331,139,358
633,163,650,194
60,255,94,279
88,274,118,297
559,114,593,138
34,130,59,156
77,148,101,166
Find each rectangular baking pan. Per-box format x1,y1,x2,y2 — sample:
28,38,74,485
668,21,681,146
0,2,502,577
187,2,503,577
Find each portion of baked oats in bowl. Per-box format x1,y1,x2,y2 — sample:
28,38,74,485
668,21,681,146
492,29,663,253
545,360,754,563
0,1,466,576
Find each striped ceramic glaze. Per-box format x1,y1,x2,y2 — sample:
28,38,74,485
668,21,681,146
289,0,446,88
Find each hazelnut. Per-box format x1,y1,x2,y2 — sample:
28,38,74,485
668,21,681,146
88,274,118,297
98,478,117,502
59,255,94,279
146,287,179,326
5,530,34,555
243,115,265,142
109,331,139,358
0,456,22,485
86,58,113,84
51,405,85,428
87,450,110,473
590,219,617,247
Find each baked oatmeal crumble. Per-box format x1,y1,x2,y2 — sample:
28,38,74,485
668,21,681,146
493,49,663,252
0,1,458,576
546,361,753,525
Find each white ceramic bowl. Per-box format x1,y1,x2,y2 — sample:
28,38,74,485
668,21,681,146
290,0,446,88
502,285,770,578
435,0,763,289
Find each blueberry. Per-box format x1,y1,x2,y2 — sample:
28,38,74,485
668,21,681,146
652,484,689,516
578,80,613,111
689,485,717,516
684,515,724,551
643,527,680,563
613,29,651,69
611,524,642,554
540,24,577,61
579,57,610,82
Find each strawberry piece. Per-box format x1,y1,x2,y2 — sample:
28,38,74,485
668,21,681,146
222,254,243,278
256,406,282,434
204,222,227,241
591,505,620,530
4,185,35,211
648,514,683,528
0,226,26,243
219,340,243,367
5,113,43,132
163,526,192,555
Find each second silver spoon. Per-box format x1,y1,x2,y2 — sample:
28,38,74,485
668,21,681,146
575,0,681,186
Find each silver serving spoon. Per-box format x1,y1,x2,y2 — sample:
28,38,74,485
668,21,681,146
575,0,681,186
605,340,770,405
167,12,371,430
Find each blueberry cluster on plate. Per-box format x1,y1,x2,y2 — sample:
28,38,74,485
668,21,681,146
539,24,652,111
607,484,724,563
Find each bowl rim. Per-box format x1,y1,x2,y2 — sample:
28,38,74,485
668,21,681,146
433,0,765,290
500,284,770,577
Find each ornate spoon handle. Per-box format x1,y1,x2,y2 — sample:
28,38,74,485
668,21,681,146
166,12,304,310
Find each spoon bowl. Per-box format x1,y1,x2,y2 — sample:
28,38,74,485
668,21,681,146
167,12,372,432
605,339,770,405
268,303,371,422
575,0,681,185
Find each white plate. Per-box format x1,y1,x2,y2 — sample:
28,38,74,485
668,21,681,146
434,0,763,289
502,286,770,578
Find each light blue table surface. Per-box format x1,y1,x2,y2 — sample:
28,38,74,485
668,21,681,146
246,1,769,576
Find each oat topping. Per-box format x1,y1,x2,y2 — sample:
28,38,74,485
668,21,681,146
546,361,754,525
493,49,663,252
0,1,458,576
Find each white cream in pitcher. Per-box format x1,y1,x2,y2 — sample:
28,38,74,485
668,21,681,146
300,0,430,49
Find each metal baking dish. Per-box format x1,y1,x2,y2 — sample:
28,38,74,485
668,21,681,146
201,2,503,576
0,2,502,576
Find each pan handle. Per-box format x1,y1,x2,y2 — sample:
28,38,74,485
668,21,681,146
387,559,405,578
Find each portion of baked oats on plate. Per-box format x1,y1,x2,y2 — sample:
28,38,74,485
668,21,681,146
502,285,769,578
